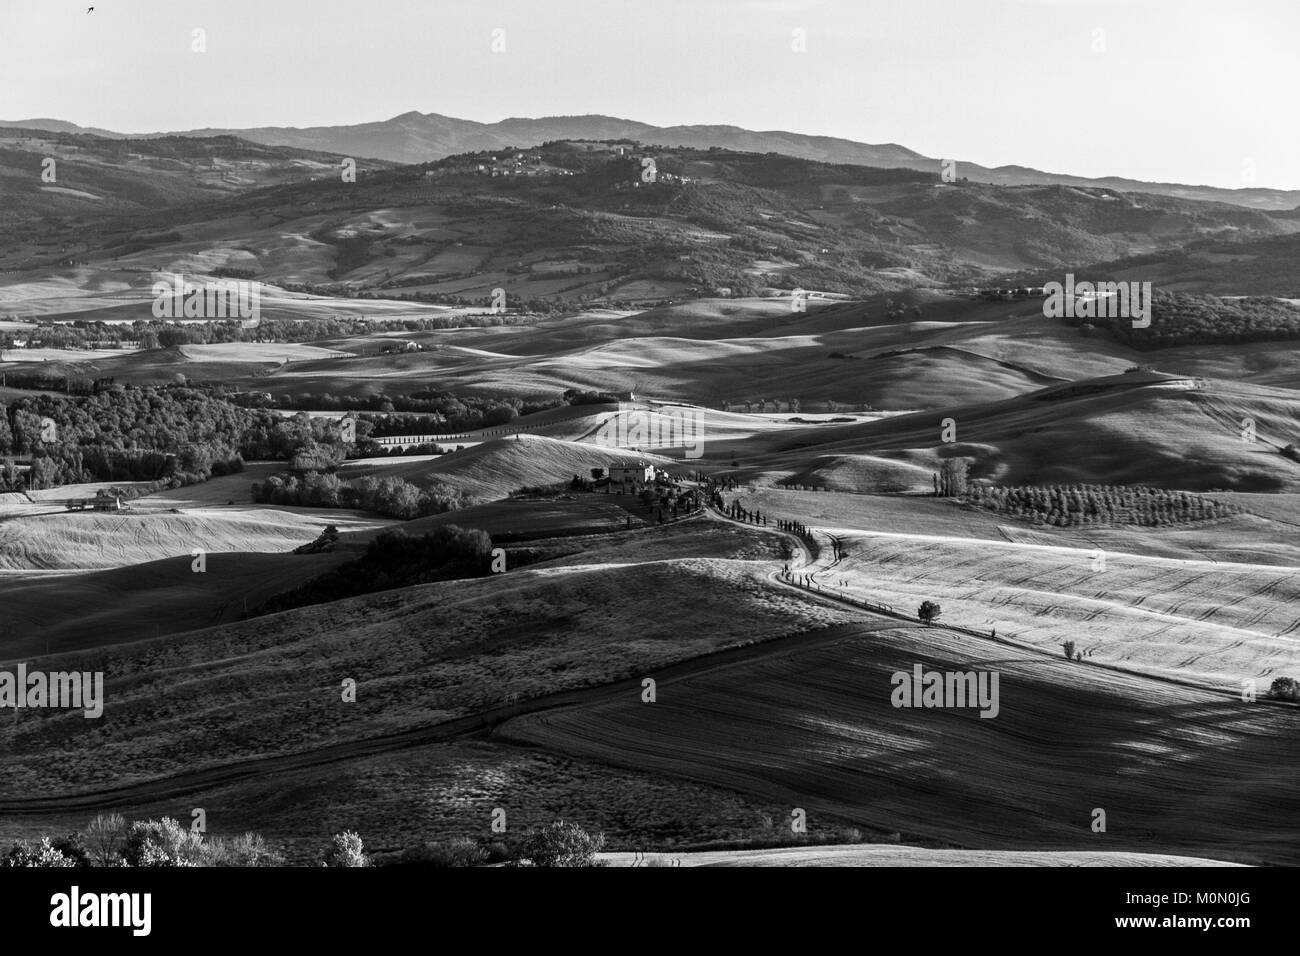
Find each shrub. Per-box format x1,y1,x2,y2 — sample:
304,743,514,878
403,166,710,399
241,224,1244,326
84,812,127,866
515,821,605,868
484,841,511,864
122,818,203,867
2,838,76,867
321,831,370,867
254,525,493,617
204,832,285,867
1063,640,1076,660
1268,676,1300,701
395,838,488,868
49,832,91,866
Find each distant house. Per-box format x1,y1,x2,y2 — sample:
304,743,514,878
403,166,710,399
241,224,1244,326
609,461,655,485
66,491,121,512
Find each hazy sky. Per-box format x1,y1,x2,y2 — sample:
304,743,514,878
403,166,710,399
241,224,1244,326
2,0,1297,189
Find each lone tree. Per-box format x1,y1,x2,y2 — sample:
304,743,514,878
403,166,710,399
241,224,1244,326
1269,676,1300,701
1062,640,1076,661
83,812,127,866
515,821,605,867
935,459,969,497
321,830,370,867
918,601,942,625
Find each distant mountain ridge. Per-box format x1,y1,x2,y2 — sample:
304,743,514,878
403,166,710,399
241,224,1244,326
3,111,1296,211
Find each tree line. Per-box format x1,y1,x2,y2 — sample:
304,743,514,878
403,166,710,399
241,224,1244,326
963,482,1243,527
0,387,353,490
1069,291,1300,349
249,525,492,618
251,471,465,519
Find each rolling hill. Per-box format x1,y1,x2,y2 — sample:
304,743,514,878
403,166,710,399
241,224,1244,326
4,139,1298,304
7,111,1297,210
500,617,1300,864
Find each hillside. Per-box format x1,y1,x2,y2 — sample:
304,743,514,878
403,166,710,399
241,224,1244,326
720,372,1300,493
1007,232,1300,298
0,127,388,228
9,111,1297,210
3,140,1297,306
500,618,1300,864
597,846,1245,867
340,433,679,503
1,108,1298,877
0,519,822,796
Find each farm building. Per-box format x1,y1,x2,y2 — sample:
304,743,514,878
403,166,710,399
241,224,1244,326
65,491,122,512
609,461,656,485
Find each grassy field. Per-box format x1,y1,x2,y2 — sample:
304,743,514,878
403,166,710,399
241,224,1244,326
340,433,679,502
736,487,1300,565
0,517,835,797
0,497,383,570
0,737,870,866
598,847,1245,867
820,530,1300,688
500,621,1300,865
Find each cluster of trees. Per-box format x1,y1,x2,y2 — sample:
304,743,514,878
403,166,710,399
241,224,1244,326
1,387,248,489
963,483,1243,527
934,460,970,497
1,323,139,351
251,525,493,617
388,289,570,315
637,482,702,522
2,813,284,868
0,311,539,355
358,392,559,434
11,448,246,493
655,250,767,298
293,524,340,554
723,398,803,413
882,298,923,321
299,391,523,420
357,441,448,458
5,812,609,868
392,821,604,868
0,388,354,490
325,388,613,429
251,471,465,519
562,387,623,406
1269,677,1300,701
0,371,124,394
1066,291,1300,349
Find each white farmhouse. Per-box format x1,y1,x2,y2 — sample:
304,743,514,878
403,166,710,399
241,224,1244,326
609,460,656,485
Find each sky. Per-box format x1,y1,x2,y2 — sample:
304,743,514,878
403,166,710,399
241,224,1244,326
1,0,1297,190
